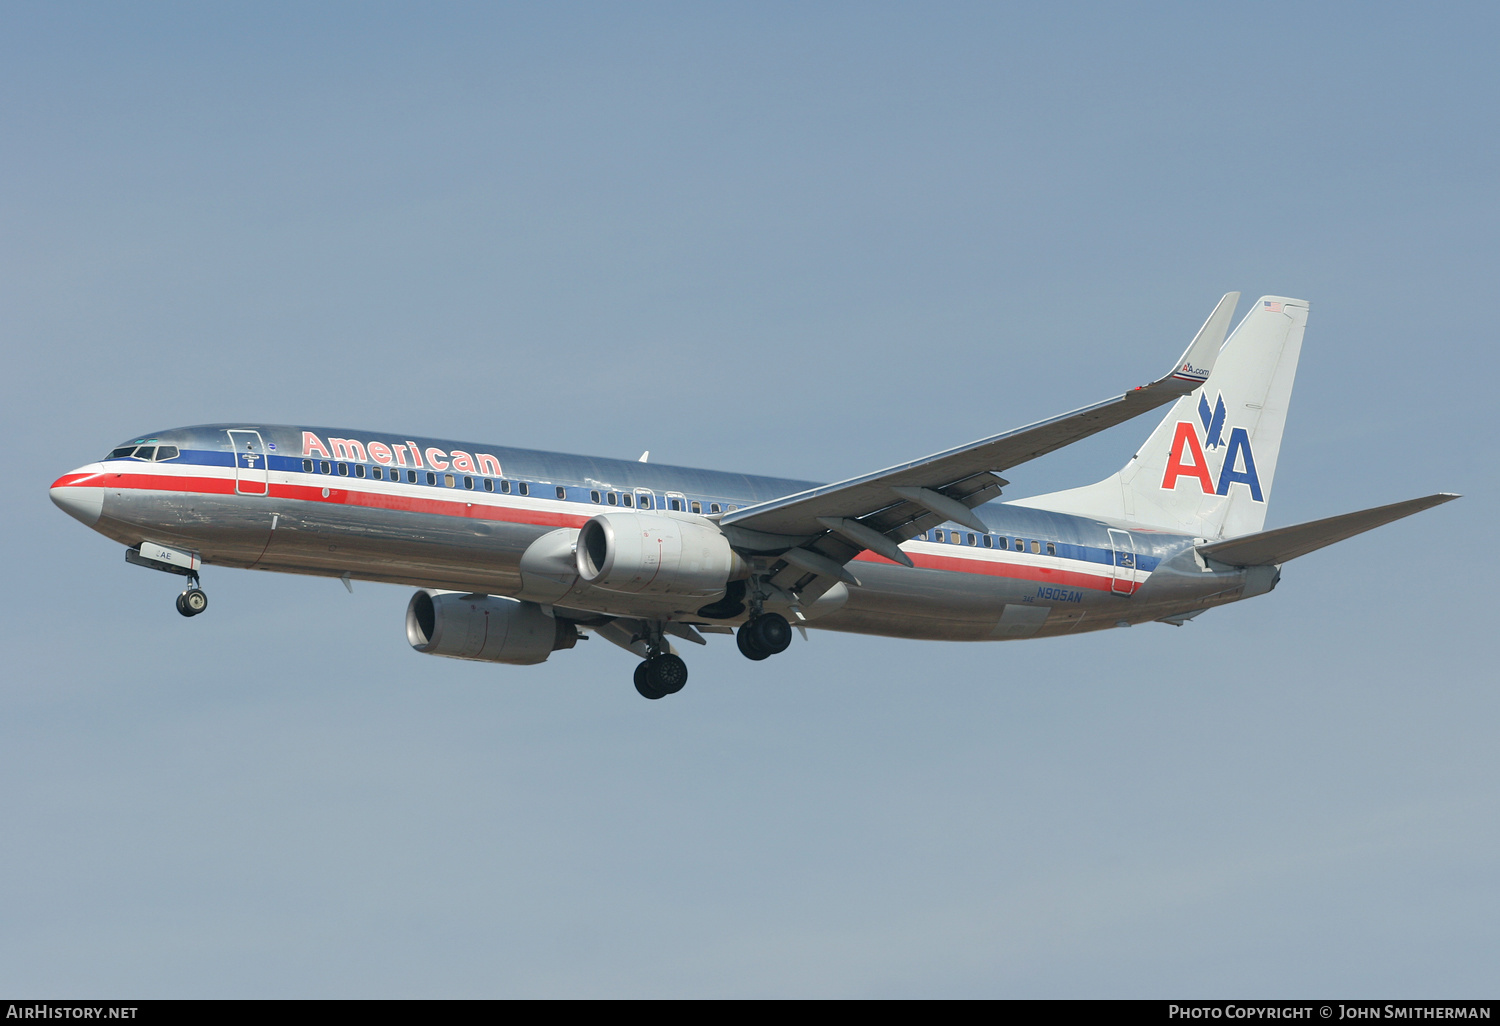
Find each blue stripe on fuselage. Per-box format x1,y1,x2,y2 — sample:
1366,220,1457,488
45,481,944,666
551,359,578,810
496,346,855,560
101,425,1180,573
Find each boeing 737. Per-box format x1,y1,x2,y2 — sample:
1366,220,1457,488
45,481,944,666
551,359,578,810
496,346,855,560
50,294,1456,698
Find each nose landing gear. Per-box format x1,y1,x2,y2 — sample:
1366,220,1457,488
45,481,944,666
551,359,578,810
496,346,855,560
124,544,209,618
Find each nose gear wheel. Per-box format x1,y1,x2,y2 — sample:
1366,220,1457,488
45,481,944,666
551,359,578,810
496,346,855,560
176,587,208,617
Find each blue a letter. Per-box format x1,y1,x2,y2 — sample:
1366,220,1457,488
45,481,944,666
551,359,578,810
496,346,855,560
1215,427,1263,501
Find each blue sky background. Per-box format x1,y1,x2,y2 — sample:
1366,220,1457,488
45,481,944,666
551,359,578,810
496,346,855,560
2,2,1495,997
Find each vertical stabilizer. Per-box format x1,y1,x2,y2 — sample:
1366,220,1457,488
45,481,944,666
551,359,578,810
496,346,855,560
1013,296,1308,539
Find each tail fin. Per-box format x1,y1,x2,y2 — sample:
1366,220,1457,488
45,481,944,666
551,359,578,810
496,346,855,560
1013,296,1309,540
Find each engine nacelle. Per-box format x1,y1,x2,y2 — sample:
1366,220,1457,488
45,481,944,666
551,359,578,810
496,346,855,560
575,512,748,598
406,590,577,666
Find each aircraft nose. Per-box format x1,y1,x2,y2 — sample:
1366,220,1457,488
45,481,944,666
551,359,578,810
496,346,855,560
50,466,106,527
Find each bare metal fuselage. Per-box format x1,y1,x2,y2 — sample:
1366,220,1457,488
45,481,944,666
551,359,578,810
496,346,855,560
54,423,1272,643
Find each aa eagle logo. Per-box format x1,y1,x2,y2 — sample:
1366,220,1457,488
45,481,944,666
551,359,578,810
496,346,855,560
1161,391,1264,501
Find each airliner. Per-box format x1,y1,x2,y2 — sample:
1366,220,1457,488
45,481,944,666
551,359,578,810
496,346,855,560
50,294,1456,699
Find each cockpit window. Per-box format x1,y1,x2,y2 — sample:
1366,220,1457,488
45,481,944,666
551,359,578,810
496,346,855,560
105,443,182,461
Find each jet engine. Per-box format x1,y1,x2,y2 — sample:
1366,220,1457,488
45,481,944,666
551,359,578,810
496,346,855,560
575,512,749,598
406,590,578,665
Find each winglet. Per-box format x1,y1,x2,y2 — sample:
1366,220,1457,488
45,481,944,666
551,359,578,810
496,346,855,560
1166,291,1238,387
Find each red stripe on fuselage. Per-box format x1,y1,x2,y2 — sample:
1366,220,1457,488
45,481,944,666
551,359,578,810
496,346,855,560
94,468,595,527
872,548,1135,593
89,468,1138,592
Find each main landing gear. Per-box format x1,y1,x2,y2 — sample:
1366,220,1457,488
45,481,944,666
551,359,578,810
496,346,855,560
632,621,690,700
634,654,689,700
736,612,792,661
175,577,208,618
627,586,797,700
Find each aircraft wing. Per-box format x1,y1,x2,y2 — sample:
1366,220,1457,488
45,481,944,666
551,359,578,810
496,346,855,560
718,293,1239,594
1196,493,1460,567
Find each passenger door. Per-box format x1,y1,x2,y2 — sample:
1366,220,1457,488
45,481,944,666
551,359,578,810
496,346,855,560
1108,528,1137,595
227,429,271,496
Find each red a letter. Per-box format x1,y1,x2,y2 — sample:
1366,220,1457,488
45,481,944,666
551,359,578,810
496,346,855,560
1161,422,1215,493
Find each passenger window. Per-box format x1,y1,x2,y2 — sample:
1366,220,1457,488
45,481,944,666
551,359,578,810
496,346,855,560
372,467,383,480
622,494,633,507
484,478,494,492
555,486,566,500
338,463,349,476
607,493,618,505
407,470,417,483
1014,539,1024,551
519,482,529,496
690,501,701,514
501,480,512,494
983,536,993,549
303,459,313,473
355,465,366,478
669,498,682,511
590,490,601,503
320,461,331,474
710,503,721,513
967,533,976,545
1030,540,1041,554
444,473,455,487
934,530,945,543
464,476,473,490
156,446,179,461
727,505,738,512
953,533,963,544
424,471,435,485
1046,542,1056,556
637,493,653,509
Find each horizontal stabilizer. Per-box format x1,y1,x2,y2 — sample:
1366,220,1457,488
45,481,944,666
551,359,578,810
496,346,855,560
1197,493,1459,567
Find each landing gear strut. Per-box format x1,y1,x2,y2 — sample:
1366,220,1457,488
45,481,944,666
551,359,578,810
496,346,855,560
176,577,208,618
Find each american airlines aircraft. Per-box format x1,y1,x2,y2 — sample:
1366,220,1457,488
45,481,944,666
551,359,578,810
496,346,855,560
50,295,1456,699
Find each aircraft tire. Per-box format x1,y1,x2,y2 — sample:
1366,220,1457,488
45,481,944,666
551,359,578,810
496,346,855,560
736,626,770,661
646,653,688,695
182,588,208,616
749,613,792,655
175,593,191,617
634,661,664,700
